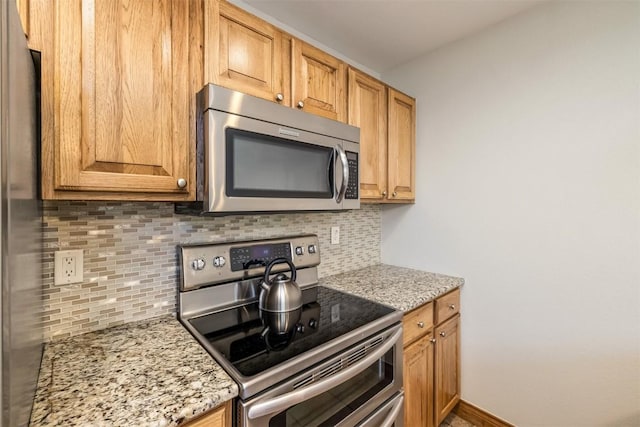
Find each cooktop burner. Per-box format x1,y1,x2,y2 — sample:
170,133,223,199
188,286,395,377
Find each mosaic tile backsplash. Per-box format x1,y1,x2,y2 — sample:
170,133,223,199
42,202,381,341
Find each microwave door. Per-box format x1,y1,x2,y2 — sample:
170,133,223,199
205,110,347,213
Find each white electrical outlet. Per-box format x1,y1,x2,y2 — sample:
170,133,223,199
54,249,84,285
331,226,340,245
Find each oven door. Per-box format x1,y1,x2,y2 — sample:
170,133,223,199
203,110,360,213
238,325,402,427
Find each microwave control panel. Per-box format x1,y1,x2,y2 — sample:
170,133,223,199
345,151,359,200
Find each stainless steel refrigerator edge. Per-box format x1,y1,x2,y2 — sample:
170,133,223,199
0,3,43,427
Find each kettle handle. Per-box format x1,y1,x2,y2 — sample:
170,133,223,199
264,258,296,283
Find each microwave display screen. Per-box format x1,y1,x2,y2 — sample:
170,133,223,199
226,128,334,199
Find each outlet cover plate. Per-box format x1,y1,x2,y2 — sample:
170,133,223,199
331,226,340,245
54,249,83,285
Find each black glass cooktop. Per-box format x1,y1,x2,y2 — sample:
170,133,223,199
188,286,396,377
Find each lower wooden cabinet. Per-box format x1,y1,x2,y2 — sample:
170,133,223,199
403,289,461,426
404,332,435,427
435,314,461,425
183,401,231,427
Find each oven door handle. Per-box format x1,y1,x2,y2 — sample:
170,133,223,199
380,394,404,427
247,327,402,420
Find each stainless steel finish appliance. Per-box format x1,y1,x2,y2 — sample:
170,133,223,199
176,84,360,215
178,235,403,427
0,3,43,426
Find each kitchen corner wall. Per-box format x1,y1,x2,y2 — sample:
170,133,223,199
381,1,640,426
42,202,380,341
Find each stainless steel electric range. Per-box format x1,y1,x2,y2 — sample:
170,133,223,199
178,235,404,427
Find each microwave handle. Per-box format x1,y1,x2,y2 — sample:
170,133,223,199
247,326,402,420
335,144,349,204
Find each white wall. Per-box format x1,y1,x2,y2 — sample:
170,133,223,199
381,2,640,426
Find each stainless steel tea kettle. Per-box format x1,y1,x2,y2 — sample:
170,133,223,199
259,258,302,336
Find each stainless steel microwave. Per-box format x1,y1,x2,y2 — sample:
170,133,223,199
178,84,360,215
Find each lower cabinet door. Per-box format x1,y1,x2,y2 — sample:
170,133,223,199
435,314,461,425
404,334,434,427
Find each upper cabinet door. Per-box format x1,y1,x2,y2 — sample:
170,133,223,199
292,40,346,122
206,0,288,105
347,68,387,201
387,88,416,201
52,0,193,199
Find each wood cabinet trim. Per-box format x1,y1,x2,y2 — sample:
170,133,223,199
454,400,515,427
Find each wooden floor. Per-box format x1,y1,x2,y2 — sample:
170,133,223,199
440,412,476,427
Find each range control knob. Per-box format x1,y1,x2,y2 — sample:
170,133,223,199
191,258,206,271
308,319,318,329
213,256,226,268
308,245,317,254
296,324,305,334
295,246,304,256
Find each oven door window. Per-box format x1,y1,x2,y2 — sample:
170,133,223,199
268,348,394,427
226,128,335,199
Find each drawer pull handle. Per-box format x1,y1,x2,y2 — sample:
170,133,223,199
449,304,456,310
440,331,446,337
417,321,425,328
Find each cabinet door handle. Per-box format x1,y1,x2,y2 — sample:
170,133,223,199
275,93,284,102
417,321,424,328
297,101,304,109
449,304,456,310
392,191,397,197
439,331,446,337
177,178,187,188
430,338,436,343
382,191,387,197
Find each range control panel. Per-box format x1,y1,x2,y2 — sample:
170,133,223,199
180,235,321,291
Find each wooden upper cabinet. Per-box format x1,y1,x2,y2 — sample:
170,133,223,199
388,88,416,201
348,68,387,200
292,39,346,122
45,0,197,199
205,0,288,105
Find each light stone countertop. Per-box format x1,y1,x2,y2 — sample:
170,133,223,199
29,264,462,426
29,315,238,427
319,264,464,312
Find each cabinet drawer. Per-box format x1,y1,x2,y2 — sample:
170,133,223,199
435,289,460,325
403,302,434,346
